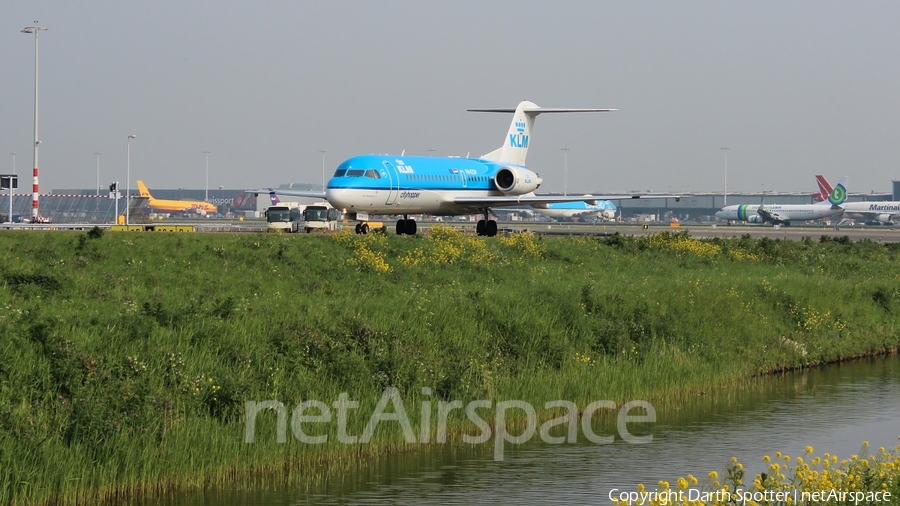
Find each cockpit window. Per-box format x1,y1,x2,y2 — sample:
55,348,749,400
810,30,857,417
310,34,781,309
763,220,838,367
365,169,381,179
333,169,347,177
346,169,365,177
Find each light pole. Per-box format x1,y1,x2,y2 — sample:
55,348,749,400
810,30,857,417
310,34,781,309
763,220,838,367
204,150,210,202
22,24,48,222
721,147,729,207
95,152,101,195
126,135,136,225
319,149,327,193
561,148,570,196
8,152,15,222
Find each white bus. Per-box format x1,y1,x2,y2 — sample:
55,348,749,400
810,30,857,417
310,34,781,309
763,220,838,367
300,203,342,233
265,202,304,232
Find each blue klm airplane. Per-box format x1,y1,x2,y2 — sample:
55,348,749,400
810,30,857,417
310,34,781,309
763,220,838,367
265,100,673,236
532,199,617,221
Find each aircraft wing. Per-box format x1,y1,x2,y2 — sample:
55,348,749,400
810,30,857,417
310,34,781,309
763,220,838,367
453,194,679,207
249,189,327,199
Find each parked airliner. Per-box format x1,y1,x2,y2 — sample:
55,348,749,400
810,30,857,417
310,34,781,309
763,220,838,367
532,199,617,221
262,100,674,236
815,175,899,225
137,181,218,215
715,177,848,226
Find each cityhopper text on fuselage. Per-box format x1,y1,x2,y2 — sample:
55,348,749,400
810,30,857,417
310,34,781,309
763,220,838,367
715,176,848,226
258,99,676,236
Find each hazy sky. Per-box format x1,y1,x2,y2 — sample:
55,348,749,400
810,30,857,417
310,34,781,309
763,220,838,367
3,1,899,194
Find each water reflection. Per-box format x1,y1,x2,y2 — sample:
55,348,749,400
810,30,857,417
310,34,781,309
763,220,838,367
139,356,900,505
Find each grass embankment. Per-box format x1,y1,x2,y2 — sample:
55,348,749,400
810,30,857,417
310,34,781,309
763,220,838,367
1,228,899,504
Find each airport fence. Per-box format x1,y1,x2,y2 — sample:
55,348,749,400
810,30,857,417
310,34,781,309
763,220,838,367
0,194,148,224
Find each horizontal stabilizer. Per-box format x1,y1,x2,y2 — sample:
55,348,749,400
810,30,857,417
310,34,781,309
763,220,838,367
470,101,617,165
468,108,617,114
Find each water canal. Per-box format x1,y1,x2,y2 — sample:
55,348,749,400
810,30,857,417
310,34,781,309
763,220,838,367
138,356,900,505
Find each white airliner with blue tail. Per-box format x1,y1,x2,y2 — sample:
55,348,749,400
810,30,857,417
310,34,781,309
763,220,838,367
262,100,674,236
531,199,617,221
715,177,848,226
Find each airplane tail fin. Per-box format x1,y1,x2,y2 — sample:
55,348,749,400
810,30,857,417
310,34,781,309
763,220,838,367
136,180,151,198
267,189,280,205
827,176,848,206
468,101,616,165
815,175,833,202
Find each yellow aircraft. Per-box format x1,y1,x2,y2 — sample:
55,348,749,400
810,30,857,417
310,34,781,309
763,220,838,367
136,181,218,214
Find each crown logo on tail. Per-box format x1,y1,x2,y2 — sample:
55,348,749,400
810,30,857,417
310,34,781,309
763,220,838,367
515,119,526,133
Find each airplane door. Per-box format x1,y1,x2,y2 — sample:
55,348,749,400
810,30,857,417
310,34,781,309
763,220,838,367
460,170,467,188
382,161,400,206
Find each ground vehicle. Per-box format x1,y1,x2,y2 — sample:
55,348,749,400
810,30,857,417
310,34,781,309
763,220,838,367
265,202,304,232
300,203,342,233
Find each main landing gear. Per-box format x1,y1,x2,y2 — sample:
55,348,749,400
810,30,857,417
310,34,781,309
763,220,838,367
396,216,417,236
476,208,498,237
354,223,370,234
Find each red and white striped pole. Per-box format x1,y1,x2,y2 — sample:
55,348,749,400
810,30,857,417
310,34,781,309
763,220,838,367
22,24,47,221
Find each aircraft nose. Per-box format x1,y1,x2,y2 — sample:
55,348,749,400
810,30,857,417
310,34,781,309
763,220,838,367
715,210,725,219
